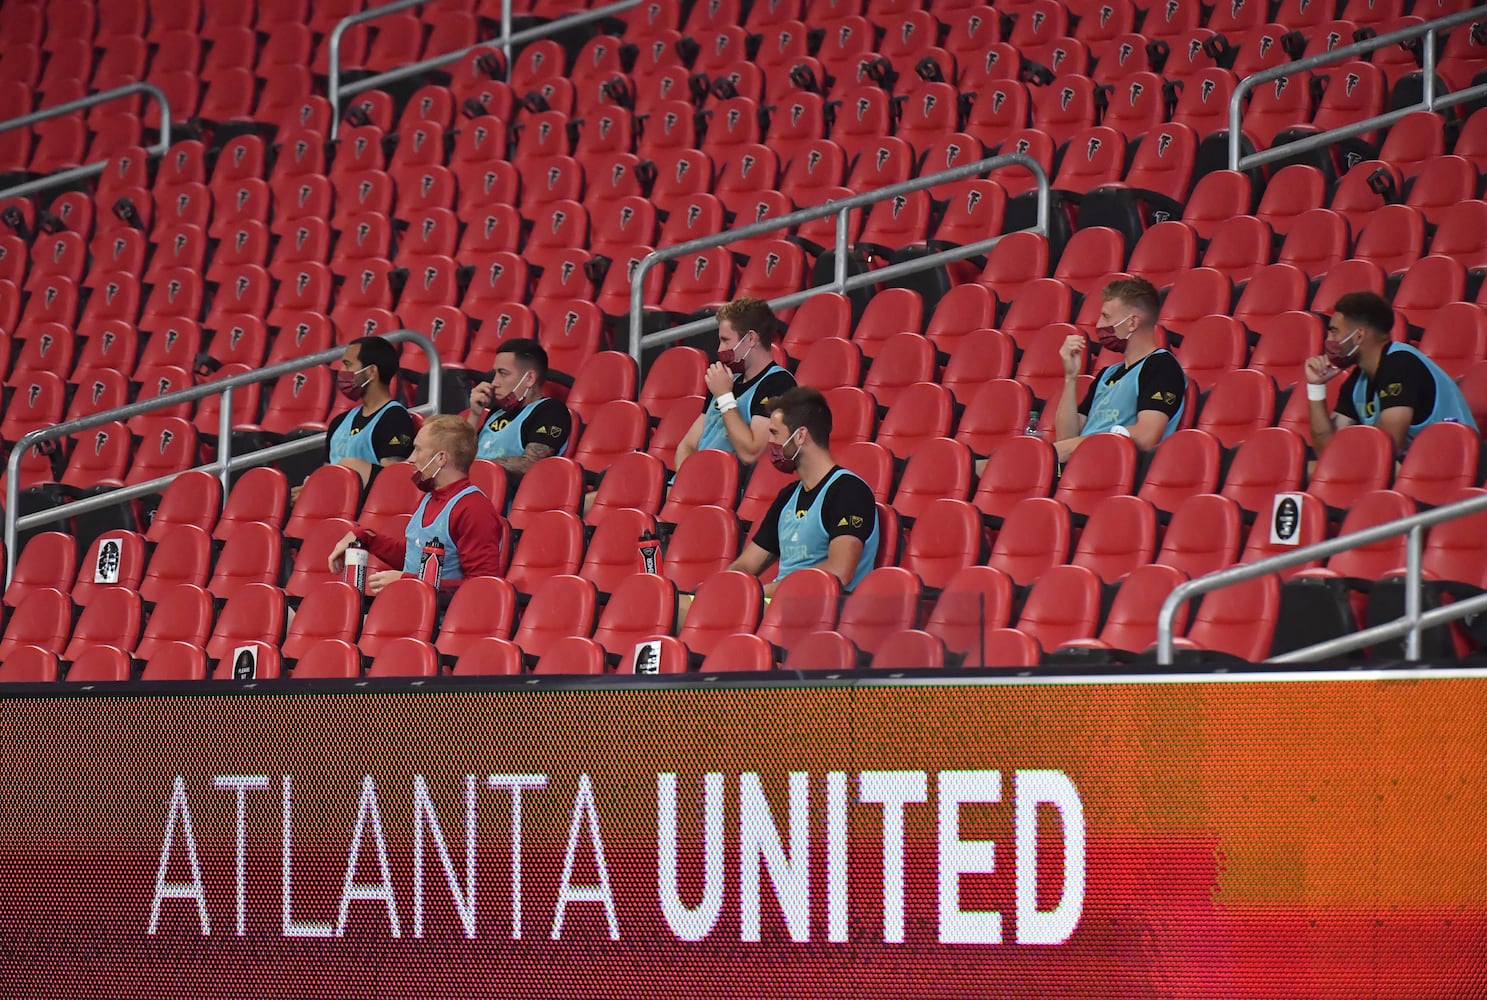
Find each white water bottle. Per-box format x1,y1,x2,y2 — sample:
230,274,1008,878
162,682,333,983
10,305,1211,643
344,539,369,593
1025,409,1042,437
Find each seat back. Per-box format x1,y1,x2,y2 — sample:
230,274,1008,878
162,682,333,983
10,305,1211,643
757,568,841,650
901,498,986,590
359,578,437,660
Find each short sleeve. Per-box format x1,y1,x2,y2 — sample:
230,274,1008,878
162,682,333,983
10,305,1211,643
1372,349,1432,414
519,397,572,453
1077,371,1101,416
1333,370,1363,422
1135,351,1186,417
370,405,416,461
820,473,877,542
323,409,349,463
750,369,797,420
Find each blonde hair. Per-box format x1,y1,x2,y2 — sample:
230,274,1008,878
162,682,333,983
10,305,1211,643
1101,277,1160,325
715,297,778,346
421,414,476,472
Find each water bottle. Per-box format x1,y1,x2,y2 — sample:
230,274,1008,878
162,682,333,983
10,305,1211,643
344,538,369,593
637,530,662,574
1025,409,1042,437
418,537,445,588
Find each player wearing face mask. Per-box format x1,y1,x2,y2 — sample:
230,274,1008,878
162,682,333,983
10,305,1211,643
464,339,572,479
327,416,509,594
1305,290,1477,457
727,386,878,597
1048,277,1185,465
674,297,795,470
294,337,417,503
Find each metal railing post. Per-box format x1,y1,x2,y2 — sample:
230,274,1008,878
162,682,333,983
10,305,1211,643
217,386,234,496
502,0,514,81
0,83,174,203
833,209,849,293
1405,525,1423,661
1422,30,1437,109
4,331,441,586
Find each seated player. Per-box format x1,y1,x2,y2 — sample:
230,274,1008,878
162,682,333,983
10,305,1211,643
674,297,795,469
727,386,880,597
296,336,416,500
1305,290,1478,457
1049,277,1186,464
328,416,509,593
465,339,572,479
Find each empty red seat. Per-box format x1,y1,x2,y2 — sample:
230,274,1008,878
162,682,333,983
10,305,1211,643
1015,564,1103,653
1071,495,1158,583
293,639,362,679
282,580,361,662
0,645,59,683
986,497,1072,588
205,583,286,662
1169,574,1279,661
1309,424,1396,514
68,645,134,683
1221,426,1307,518
0,588,73,661
1156,493,1245,583
1057,563,1190,657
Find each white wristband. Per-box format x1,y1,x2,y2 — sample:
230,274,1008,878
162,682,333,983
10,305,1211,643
1307,382,1328,401
1106,424,1131,438
716,392,738,413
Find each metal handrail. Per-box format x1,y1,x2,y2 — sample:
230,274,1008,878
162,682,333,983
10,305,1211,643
327,0,644,139
1229,7,1487,171
629,152,1051,363
3,330,442,586
0,83,174,203
1155,489,1487,665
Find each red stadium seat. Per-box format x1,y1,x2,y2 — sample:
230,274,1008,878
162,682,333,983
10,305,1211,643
282,580,362,662
986,497,1071,588
1150,492,1242,584
1015,564,1102,653
358,578,437,661
1170,574,1279,661
4,533,76,609
139,524,211,604
506,511,585,597
205,583,287,662
293,639,363,679
1058,563,1190,657
367,638,440,678
1071,495,1158,583
64,586,142,660
68,645,134,683
0,645,59,683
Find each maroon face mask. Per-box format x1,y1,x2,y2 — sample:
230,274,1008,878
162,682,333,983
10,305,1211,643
716,335,754,375
336,365,373,401
410,454,443,493
492,372,532,412
1324,328,1363,369
1092,315,1133,354
767,428,803,474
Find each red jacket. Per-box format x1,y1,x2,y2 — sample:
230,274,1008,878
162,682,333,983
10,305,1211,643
357,477,509,590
